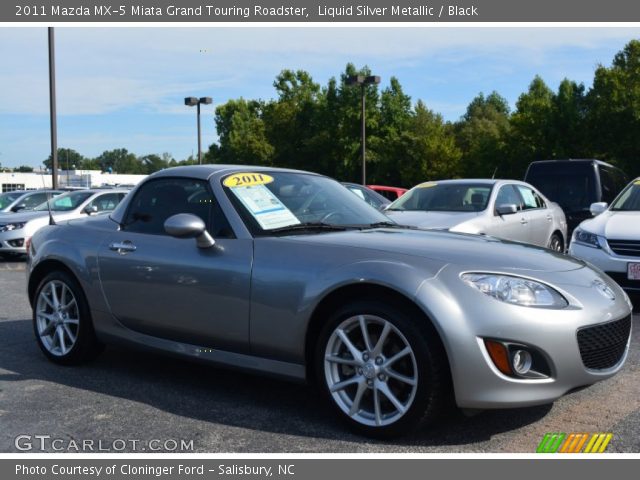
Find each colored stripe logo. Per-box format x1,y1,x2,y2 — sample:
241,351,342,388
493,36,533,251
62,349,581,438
536,433,613,453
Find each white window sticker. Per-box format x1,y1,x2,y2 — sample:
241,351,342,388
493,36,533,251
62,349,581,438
230,184,300,230
520,188,537,208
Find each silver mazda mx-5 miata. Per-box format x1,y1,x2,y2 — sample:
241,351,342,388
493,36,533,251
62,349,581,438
27,166,633,437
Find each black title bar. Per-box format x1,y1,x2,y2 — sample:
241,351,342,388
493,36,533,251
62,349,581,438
3,0,640,22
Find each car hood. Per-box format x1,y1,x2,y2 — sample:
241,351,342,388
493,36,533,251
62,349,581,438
579,211,640,240
385,210,481,229
289,228,584,273
0,211,49,224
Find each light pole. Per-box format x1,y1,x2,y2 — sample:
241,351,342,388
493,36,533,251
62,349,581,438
184,96,212,165
346,75,380,185
48,27,59,189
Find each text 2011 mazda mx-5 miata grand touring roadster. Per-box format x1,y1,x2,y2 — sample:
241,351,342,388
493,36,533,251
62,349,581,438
27,166,633,437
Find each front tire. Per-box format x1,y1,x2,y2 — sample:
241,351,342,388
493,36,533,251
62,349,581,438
315,300,450,438
32,270,103,365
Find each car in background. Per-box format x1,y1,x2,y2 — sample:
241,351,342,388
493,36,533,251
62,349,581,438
367,185,407,201
524,159,628,237
385,179,567,251
0,189,128,256
342,182,391,211
27,165,631,437
0,190,62,213
569,177,640,306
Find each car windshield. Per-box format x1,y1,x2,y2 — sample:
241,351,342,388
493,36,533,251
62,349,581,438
388,182,493,212
610,181,640,211
34,191,93,212
222,172,390,234
0,192,23,209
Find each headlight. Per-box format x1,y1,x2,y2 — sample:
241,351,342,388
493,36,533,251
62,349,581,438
572,227,604,249
461,273,568,309
0,222,26,232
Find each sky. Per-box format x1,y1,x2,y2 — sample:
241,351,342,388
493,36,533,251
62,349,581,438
1,26,639,169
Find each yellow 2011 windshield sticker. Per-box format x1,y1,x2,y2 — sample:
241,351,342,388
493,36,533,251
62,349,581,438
634,180,640,185
418,181,437,188
223,173,274,188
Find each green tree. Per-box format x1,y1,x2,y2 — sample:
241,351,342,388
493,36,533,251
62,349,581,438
14,165,34,172
139,153,170,174
44,148,86,171
508,76,556,177
213,99,274,165
396,101,462,185
455,91,511,178
95,148,143,174
586,39,640,177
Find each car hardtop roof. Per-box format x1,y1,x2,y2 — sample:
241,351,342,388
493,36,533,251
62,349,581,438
529,159,619,168
149,165,321,181
412,178,523,185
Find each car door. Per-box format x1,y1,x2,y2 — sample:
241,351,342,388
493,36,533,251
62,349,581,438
486,184,530,242
515,184,552,247
97,177,253,353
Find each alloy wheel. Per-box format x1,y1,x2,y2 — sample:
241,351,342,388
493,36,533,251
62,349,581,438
324,314,418,427
35,280,80,356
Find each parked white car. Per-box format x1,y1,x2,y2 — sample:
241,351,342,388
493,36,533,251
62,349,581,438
385,179,568,251
569,177,640,300
0,189,128,256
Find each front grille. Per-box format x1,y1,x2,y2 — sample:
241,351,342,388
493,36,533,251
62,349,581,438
605,271,640,292
608,239,640,257
577,316,631,370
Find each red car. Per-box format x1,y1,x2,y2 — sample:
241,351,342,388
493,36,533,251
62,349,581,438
367,185,408,201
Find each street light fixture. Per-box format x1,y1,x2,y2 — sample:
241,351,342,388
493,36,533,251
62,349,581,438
345,75,380,185
184,96,212,165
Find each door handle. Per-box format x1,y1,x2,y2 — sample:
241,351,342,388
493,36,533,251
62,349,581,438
109,241,137,254
546,215,553,221
520,218,528,225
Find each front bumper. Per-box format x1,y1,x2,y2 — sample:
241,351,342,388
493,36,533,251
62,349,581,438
0,231,27,254
569,242,640,294
416,264,632,409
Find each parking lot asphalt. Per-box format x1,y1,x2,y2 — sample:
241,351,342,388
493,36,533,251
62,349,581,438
1,265,638,453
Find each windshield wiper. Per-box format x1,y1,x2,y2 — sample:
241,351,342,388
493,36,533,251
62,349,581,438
367,221,418,229
267,222,350,234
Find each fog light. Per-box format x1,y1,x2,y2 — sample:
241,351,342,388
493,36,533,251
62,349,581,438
512,349,533,375
7,238,24,248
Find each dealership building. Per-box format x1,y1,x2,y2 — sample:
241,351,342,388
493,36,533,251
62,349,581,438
0,170,146,192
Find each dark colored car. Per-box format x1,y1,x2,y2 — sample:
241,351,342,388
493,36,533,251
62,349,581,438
342,182,391,210
524,159,628,236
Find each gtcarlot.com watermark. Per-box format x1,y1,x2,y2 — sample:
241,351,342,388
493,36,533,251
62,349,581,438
14,435,194,452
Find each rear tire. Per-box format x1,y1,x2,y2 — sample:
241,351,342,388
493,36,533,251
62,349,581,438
32,270,103,365
548,233,564,253
315,299,450,438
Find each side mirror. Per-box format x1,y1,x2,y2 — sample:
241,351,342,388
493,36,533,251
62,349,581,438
84,205,99,215
590,202,608,216
164,213,215,248
496,204,518,216
11,204,26,212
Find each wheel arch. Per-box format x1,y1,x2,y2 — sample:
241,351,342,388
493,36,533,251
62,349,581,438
28,259,79,308
304,282,451,384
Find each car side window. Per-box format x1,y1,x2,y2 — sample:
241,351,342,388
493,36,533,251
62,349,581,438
495,185,522,212
22,193,47,208
87,193,122,212
123,178,233,238
516,185,544,210
600,167,618,203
